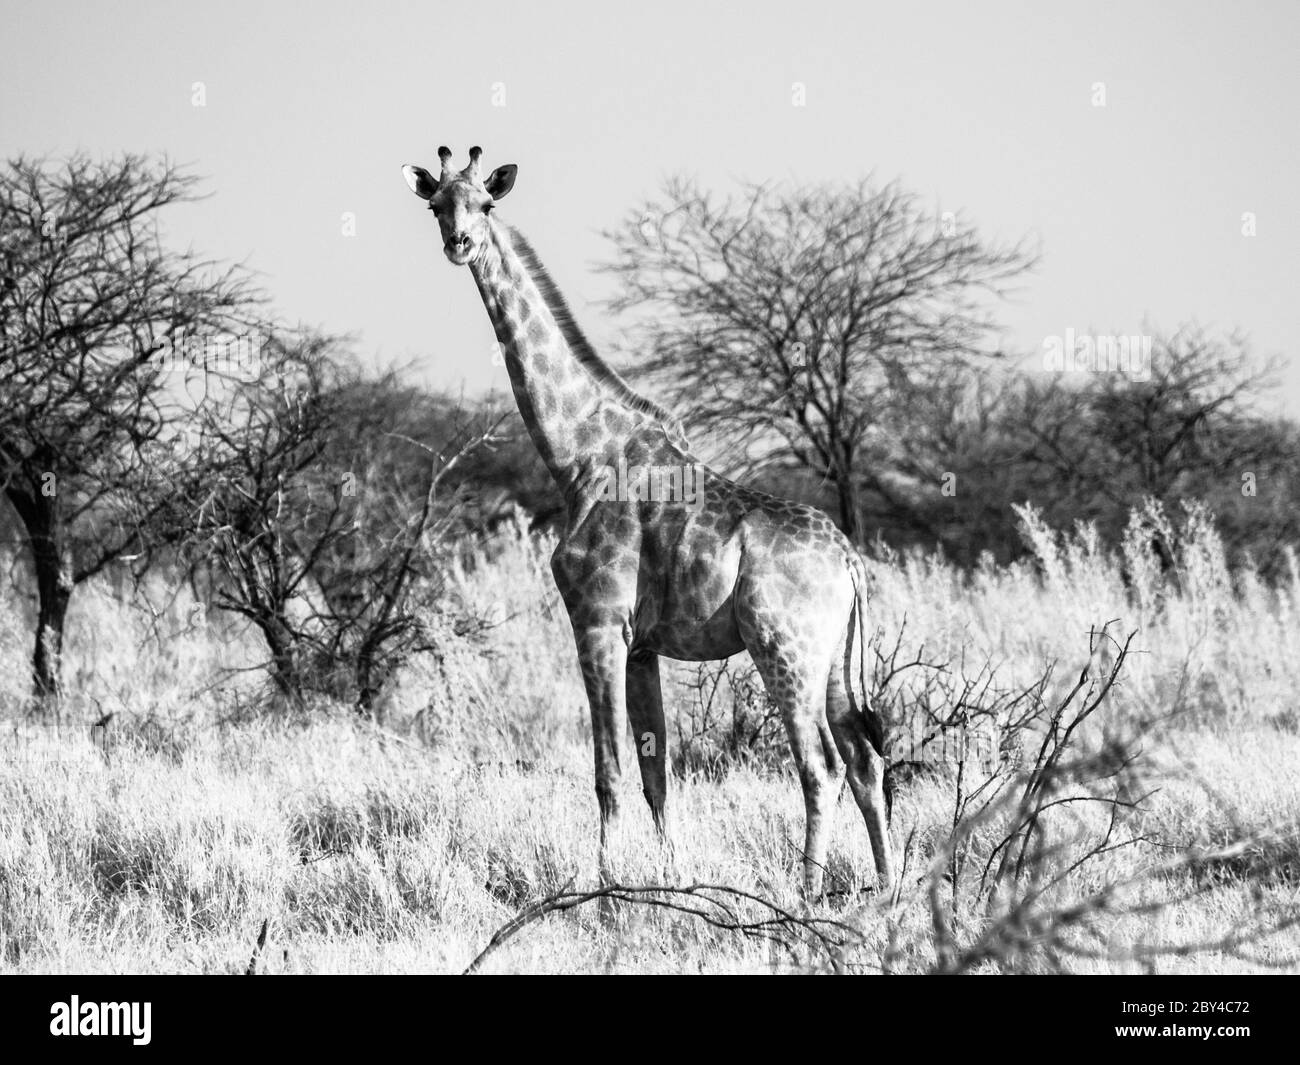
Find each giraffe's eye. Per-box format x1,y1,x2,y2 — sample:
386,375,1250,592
483,202,495,214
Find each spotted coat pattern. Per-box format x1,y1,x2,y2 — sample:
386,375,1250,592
404,151,893,896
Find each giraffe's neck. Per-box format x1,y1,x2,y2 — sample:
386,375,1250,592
469,222,668,494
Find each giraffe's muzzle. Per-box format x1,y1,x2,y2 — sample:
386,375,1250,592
445,233,475,265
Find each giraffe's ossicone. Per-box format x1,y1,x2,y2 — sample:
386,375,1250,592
402,147,894,899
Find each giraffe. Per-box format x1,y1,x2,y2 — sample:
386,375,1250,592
401,147,894,898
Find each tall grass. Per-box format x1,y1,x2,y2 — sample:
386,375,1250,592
0,503,1296,972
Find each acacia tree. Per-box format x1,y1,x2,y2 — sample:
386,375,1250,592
1019,326,1278,501
599,176,1037,540
295,366,505,712
1009,325,1297,574
176,335,501,711
0,154,260,696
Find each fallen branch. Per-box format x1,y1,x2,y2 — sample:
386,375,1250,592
462,880,871,975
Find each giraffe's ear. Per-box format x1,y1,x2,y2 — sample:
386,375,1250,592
402,164,439,200
484,164,517,200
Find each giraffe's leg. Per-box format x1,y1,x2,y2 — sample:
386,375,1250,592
789,708,838,901
742,637,838,900
572,625,629,887
626,649,669,829
826,656,895,894
818,716,848,808
626,648,676,879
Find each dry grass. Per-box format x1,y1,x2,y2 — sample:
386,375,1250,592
0,505,1297,973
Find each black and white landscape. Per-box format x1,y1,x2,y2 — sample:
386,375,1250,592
0,1,1296,983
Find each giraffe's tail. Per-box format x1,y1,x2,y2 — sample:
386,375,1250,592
847,554,886,760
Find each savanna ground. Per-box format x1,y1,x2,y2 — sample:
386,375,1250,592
1,503,1297,974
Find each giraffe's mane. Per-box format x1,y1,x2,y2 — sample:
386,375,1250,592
503,224,687,441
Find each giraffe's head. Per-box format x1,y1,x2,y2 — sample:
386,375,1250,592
402,146,517,266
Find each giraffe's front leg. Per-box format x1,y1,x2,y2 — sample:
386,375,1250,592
626,647,677,881
573,625,629,889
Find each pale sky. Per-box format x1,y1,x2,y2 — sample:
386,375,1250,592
3,0,1297,411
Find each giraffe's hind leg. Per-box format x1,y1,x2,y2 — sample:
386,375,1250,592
739,623,841,900
826,651,895,893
